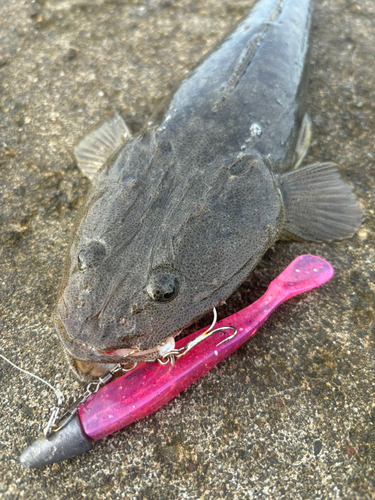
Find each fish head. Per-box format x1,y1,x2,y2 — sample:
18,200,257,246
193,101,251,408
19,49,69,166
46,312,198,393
55,139,283,380
55,255,187,380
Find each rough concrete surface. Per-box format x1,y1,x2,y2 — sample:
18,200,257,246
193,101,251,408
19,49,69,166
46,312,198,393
0,0,374,498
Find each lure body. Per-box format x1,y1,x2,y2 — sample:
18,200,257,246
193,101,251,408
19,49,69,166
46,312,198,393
80,255,334,440
55,0,360,379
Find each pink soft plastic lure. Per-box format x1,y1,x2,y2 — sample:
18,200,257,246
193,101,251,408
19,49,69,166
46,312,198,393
79,254,334,440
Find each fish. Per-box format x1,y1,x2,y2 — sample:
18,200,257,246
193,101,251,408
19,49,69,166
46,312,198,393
54,0,361,381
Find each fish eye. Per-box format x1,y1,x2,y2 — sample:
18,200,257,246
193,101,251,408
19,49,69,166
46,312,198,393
78,241,106,271
147,270,179,303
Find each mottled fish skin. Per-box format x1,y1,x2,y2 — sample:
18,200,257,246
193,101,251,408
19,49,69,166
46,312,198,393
54,0,361,380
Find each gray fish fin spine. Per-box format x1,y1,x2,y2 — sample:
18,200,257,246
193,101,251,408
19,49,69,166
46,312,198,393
292,113,312,170
278,228,304,242
278,162,362,242
74,112,131,180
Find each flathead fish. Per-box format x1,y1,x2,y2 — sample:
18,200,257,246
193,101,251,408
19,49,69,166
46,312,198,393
55,0,361,380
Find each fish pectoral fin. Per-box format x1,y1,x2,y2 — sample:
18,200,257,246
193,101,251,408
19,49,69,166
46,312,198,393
74,112,131,180
292,113,312,170
278,162,362,242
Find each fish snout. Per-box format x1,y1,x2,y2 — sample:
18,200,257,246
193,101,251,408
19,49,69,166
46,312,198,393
55,295,140,350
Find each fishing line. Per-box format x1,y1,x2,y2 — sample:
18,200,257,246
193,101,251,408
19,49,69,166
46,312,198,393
0,352,64,406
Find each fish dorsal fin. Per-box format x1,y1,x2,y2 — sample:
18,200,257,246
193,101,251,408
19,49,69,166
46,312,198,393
74,113,131,180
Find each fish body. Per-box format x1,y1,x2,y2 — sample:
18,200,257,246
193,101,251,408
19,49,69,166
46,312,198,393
55,0,361,380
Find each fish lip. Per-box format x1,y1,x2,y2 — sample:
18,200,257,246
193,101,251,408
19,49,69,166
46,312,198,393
54,317,99,359
54,315,178,364
58,334,135,364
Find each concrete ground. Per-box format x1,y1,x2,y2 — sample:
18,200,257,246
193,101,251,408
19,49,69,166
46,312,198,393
0,0,374,498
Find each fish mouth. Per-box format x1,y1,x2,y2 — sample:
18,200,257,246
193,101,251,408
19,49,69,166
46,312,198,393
54,316,176,366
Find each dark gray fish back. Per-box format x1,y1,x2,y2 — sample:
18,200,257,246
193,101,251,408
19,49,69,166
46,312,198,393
158,0,313,172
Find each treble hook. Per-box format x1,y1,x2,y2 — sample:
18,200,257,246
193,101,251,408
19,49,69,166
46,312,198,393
157,308,237,365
